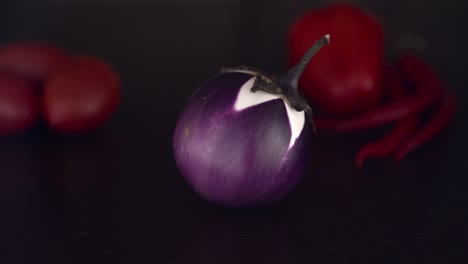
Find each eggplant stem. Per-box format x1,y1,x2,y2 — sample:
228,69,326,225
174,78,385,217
284,34,330,90
229,35,330,116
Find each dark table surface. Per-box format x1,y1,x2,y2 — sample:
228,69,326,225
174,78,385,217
1,1,467,263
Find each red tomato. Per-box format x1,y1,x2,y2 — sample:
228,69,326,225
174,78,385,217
0,42,69,81
41,56,120,133
287,4,384,117
0,73,38,135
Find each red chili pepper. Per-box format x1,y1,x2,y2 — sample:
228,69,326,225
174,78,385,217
395,94,454,161
394,54,455,160
355,69,418,167
314,55,440,132
355,54,455,165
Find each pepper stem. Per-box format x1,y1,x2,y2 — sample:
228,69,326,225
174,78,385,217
283,34,330,90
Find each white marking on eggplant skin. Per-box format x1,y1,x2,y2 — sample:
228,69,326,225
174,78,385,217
284,102,305,149
234,76,305,149
234,77,278,112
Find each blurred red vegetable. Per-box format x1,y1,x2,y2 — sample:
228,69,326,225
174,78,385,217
41,55,120,133
287,4,384,116
355,68,418,167
287,4,455,166
0,42,69,81
395,54,455,161
313,57,439,132
0,72,38,135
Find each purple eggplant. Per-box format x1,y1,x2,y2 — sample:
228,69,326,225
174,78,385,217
173,35,330,207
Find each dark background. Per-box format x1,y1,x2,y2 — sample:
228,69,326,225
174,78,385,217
1,0,467,263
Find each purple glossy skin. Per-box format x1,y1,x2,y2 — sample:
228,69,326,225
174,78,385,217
173,72,311,207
